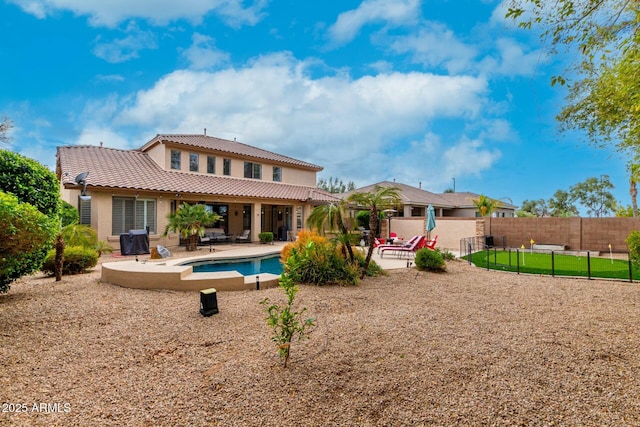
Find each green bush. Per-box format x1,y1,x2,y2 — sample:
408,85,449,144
356,210,370,229
436,248,456,261
0,150,60,217
285,240,359,286
259,232,274,244
414,248,446,272
626,231,640,266
42,246,99,275
60,200,79,227
0,192,58,292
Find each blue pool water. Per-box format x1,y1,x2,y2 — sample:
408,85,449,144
188,254,283,276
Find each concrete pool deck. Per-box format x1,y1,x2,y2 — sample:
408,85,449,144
100,242,416,292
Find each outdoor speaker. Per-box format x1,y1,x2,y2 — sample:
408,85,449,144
200,288,219,316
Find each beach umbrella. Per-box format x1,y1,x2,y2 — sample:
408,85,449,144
426,204,436,238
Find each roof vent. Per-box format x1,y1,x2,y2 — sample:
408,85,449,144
204,128,207,136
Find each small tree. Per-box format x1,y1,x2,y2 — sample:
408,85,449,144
261,261,315,368
347,185,401,278
164,203,221,250
307,201,355,263
472,195,501,217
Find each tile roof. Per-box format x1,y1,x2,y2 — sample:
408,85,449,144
340,182,516,210
438,191,517,209
56,145,338,203
340,181,455,208
141,134,323,171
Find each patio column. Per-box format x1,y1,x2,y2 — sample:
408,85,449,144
252,202,262,242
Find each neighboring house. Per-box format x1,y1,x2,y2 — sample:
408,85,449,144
56,133,338,248
341,181,516,218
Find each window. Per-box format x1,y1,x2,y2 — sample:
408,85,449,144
244,162,262,179
207,156,216,174
223,158,231,176
112,197,156,235
189,153,199,172
273,166,282,182
171,150,181,170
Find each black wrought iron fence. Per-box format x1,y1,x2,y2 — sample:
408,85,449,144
461,241,636,282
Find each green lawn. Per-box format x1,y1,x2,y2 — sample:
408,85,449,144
464,249,637,281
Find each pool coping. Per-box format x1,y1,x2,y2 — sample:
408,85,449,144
101,245,283,292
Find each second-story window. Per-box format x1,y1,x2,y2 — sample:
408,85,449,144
170,150,181,170
273,166,282,182
223,158,231,176
244,162,262,179
207,156,216,174
190,153,199,172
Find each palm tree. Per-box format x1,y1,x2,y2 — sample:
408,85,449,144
472,194,501,217
307,201,355,263
347,185,401,278
164,203,222,251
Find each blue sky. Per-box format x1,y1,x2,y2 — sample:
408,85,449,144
0,0,630,211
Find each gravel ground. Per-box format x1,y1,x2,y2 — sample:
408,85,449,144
2,250,640,426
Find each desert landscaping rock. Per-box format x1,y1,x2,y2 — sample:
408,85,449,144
1,250,640,426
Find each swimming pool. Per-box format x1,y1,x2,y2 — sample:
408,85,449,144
187,254,283,276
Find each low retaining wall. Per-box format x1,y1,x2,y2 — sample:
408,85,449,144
101,247,282,292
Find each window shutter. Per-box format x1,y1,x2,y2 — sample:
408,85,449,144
78,197,91,225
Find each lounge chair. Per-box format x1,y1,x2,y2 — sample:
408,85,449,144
376,235,422,254
380,236,426,258
235,229,251,243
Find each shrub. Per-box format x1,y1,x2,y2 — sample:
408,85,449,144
42,246,98,275
259,232,274,244
626,231,640,266
356,210,370,229
281,230,326,262
436,248,456,261
414,248,446,272
353,249,386,277
285,239,359,286
0,192,58,292
0,150,60,217
60,200,79,227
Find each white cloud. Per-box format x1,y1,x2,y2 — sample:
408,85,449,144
327,0,420,45
441,137,502,182
75,127,131,150
387,23,477,74
69,52,498,187
8,0,267,28
92,21,157,63
180,33,230,70
477,38,546,77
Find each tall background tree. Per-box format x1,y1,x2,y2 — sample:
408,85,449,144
317,177,356,194
548,189,579,217
0,117,13,144
507,1,640,209
570,176,616,217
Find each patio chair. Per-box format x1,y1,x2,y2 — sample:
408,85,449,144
380,236,426,258
235,229,251,243
376,235,421,254
422,235,438,250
